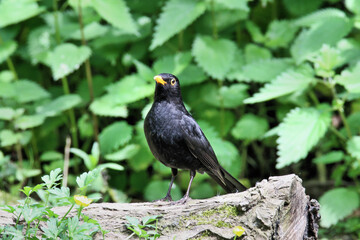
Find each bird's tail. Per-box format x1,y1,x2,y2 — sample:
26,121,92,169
207,166,247,193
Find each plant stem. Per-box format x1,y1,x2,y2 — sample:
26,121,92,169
60,203,75,222
53,0,79,148
63,136,71,187
210,0,218,39
0,34,19,80
77,0,100,144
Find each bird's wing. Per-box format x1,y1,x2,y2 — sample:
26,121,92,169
180,115,225,183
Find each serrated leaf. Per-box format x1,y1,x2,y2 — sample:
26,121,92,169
99,122,133,154
276,107,331,168
319,188,360,227
0,107,15,120
105,144,139,161
313,151,344,164
177,64,207,86
0,41,17,64
202,83,249,108
244,68,315,104
150,0,206,50
309,44,344,78
231,114,269,141
14,115,45,130
295,9,348,27
13,80,50,103
192,35,236,79
242,58,293,83
105,75,153,105
133,60,155,82
264,20,298,49
37,94,82,117
0,0,45,28
347,136,360,159
336,62,360,93
92,0,138,35
90,96,128,118
291,11,352,63
45,43,91,80
153,52,192,76
244,44,272,64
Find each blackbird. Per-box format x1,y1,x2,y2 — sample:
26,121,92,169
144,73,246,203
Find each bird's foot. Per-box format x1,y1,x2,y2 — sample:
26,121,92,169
154,195,173,202
171,196,191,205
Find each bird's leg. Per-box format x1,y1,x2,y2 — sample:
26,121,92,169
159,168,177,202
173,170,196,205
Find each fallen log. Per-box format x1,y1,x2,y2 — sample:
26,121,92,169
0,174,320,240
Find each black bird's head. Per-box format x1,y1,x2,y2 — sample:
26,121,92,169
153,73,182,102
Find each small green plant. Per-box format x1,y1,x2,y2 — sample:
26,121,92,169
0,168,108,239
125,215,161,240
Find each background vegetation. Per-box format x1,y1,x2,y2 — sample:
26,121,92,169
0,0,360,238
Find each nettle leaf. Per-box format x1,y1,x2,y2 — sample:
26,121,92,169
231,114,269,141
242,58,293,83
347,136,360,159
291,10,352,63
244,44,272,64
309,44,344,78
319,188,360,228
336,62,360,93
45,43,91,80
90,96,128,118
69,22,109,41
105,75,153,105
99,121,133,154
226,48,247,82
150,0,206,50
264,20,298,49
313,151,344,164
192,35,237,79
276,106,331,168
13,80,50,103
244,67,315,104
153,52,192,76
0,41,17,64
37,94,82,117
14,115,45,130
202,83,249,108
92,0,138,35
28,27,54,65
0,0,45,28
0,107,15,120
178,65,207,86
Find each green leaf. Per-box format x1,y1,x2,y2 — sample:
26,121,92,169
347,136,360,159
99,122,133,154
13,80,50,103
105,75,153,105
0,107,15,120
345,0,360,14
92,0,138,35
244,44,272,63
90,96,128,117
98,163,124,171
150,0,206,50
45,43,91,80
313,151,345,164
319,188,360,228
153,52,192,76
105,144,139,162
202,83,248,108
282,0,323,17
37,94,82,117
144,180,182,201
41,168,62,189
28,27,53,64
0,41,17,64
276,106,331,168
40,151,63,162
14,115,45,130
178,64,207,86
192,35,236,79
231,114,269,141
0,0,45,28
242,58,293,83
309,44,344,78
291,10,352,63
133,60,155,82
244,67,315,104
0,129,19,147
69,22,109,41
264,20,298,49
70,148,93,170
336,62,360,93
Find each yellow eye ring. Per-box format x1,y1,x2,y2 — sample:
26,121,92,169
170,78,176,85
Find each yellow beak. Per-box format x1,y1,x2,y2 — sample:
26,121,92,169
154,75,167,85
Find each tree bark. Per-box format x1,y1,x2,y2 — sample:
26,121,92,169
0,174,320,240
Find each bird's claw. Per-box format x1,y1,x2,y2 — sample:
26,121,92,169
171,196,191,205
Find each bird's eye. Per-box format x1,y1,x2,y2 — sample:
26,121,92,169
170,78,176,86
